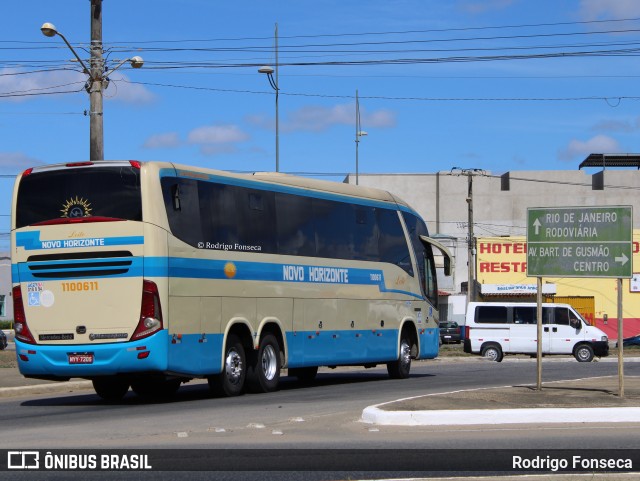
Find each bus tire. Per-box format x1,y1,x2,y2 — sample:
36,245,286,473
92,377,129,402
289,366,318,383
246,333,281,393
209,333,246,397
131,379,181,399
387,334,412,379
574,344,594,362
481,344,504,362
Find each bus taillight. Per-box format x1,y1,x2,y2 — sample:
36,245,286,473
131,280,163,341
13,286,36,344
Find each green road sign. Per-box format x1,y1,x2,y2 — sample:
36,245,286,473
527,206,633,278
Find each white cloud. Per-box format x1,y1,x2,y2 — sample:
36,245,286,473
0,68,154,105
187,124,249,155
188,124,249,144
590,118,639,133
558,134,622,161
143,132,181,149
106,74,155,104
579,0,640,20
0,68,84,103
458,0,515,15
0,152,42,172
248,102,396,133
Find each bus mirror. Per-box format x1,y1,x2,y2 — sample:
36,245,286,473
419,235,454,277
443,256,451,277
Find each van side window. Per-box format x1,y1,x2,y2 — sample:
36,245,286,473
569,310,582,327
554,308,570,326
475,306,508,324
513,307,536,324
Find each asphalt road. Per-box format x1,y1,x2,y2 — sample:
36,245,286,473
1,358,639,450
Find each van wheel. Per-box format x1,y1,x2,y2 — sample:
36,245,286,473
387,335,412,379
481,344,503,362
246,334,281,393
574,344,594,362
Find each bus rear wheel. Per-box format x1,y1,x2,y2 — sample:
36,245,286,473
289,366,318,384
92,377,129,402
246,334,281,393
209,333,246,397
131,379,181,399
387,335,412,379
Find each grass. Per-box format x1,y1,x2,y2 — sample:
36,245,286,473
0,342,636,370
0,349,17,369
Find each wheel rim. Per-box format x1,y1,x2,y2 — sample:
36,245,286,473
261,345,278,381
577,347,589,361
225,348,243,385
400,340,411,368
485,348,498,361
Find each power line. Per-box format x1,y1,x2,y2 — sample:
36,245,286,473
119,79,640,103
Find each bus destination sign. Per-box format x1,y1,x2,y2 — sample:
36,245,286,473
526,206,633,278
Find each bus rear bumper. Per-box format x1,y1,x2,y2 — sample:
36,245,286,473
15,331,169,379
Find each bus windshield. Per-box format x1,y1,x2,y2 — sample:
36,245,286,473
16,165,142,228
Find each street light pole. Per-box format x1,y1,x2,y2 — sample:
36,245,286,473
41,0,143,161
258,23,280,172
355,90,367,185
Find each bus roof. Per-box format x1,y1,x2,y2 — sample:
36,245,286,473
165,161,414,211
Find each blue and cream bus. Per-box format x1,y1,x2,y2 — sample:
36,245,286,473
11,161,451,401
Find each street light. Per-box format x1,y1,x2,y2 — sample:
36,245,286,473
40,16,143,161
258,64,279,173
40,23,90,75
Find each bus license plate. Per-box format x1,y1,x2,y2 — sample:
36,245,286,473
68,353,94,364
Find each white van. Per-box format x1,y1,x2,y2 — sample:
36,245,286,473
463,302,609,362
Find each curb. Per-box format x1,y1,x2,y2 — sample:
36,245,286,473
0,380,93,398
361,405,640,426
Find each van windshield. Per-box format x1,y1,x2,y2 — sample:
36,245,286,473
16,166,142,228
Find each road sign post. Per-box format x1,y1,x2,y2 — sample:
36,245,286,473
526,206,633,395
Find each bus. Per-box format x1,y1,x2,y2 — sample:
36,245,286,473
11,160,451,401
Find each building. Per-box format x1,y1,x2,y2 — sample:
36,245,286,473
346,161,640,338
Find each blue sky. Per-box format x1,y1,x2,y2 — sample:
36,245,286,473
2,0,640,249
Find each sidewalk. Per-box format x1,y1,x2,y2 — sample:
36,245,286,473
362,374,640,425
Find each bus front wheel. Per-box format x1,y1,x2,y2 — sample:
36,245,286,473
92,377,129,402
387,335,412,379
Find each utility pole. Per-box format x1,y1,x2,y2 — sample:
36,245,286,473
89,0,104,161
467,171,476,303
42,0,143,161
451,167,484,304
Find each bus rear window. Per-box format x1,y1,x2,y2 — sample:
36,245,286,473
16,166,142,228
